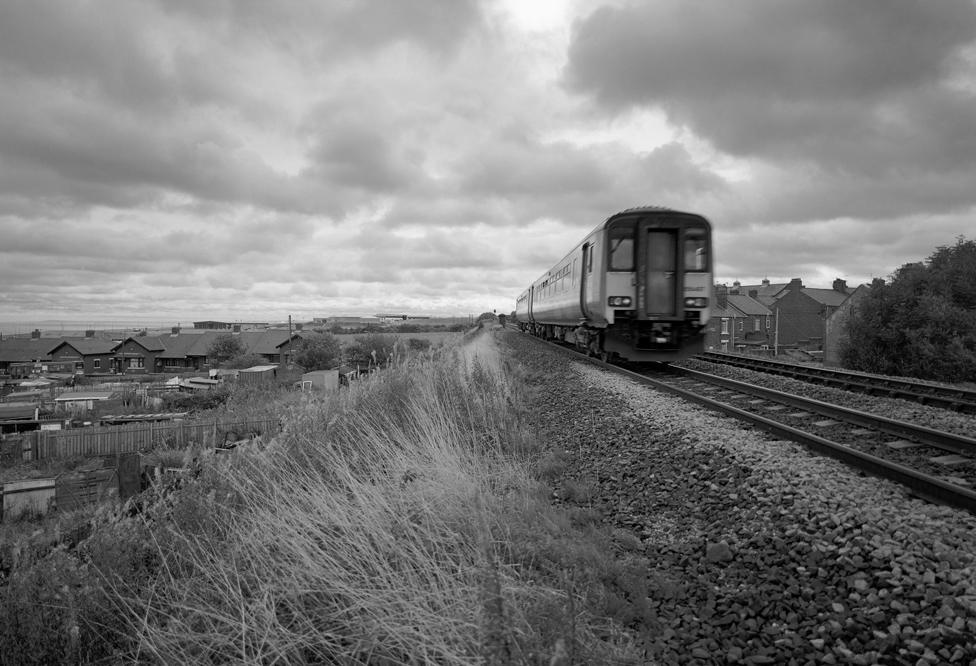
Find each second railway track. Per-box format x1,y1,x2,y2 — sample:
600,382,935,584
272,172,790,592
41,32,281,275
696,351,976,414
538,337,976,514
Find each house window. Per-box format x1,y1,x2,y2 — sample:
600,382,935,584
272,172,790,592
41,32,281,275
721,318,729,334
738,320,744,332
766,315,771,329
93,359,100,369
754,317,761,332
128,357,145,369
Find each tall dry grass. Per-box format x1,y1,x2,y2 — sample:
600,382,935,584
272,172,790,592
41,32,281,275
118,332,644,664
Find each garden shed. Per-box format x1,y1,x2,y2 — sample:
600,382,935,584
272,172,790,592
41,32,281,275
300,369,339,391
238,365,278,385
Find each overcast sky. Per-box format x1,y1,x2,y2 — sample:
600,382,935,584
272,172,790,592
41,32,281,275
2,0,975,328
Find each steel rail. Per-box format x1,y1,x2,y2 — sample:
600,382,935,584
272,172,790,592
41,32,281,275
616,364,976,514
669,366,976,457
525,336,976,514
697,351,976,413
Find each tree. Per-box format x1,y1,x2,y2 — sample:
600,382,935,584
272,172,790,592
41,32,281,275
841,237,976,381
224,353,267,369
343,333,398,369
292,333,342,371
207,333,245,367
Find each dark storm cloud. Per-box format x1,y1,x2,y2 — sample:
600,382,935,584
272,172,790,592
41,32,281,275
565,0,976,187
0,0,483,220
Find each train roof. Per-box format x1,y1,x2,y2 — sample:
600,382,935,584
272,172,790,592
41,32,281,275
604,205,709,222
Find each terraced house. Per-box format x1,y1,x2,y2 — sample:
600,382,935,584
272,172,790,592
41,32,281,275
110,329,310,374
709,277,861,355
1,329,312,378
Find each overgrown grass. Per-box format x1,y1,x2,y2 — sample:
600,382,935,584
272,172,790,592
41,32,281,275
1,330,650,664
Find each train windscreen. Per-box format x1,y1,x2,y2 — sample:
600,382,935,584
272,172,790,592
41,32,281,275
608,225,635,271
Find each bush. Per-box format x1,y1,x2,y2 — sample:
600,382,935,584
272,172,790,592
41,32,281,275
343,333,399,369
206,334,244,366
160,387,231,412
223,353,267,369
842,237,976,381
292,333,341,371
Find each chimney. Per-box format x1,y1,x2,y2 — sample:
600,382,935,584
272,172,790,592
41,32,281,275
171,326,181,336
761,278,770,286
832,278,848,293
731,280,741,294
788,278,803,292
232,324,241,333
85,329,95,338
715,283,729,309
31,328,41,339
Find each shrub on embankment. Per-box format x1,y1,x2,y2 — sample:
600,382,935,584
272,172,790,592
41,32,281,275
1,331,645,664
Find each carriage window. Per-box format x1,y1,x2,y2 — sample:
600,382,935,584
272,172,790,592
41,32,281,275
684,230,708,271
608,233,634,271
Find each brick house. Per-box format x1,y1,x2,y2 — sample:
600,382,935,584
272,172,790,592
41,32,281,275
112,335,167,374
156,329,215,371
4,328,324,378
47,338,116,375
706,286,773,352
0,337,56,377
764,278,855,351
824,284,871,367
237,330,309,365
731,278,790,307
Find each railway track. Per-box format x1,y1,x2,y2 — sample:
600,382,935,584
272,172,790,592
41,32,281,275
531,337,976,514
696,351,976,414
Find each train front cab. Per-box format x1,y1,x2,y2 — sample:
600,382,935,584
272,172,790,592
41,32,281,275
597,212,712,362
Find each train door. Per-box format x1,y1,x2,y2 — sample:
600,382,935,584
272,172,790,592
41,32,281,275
579,243,592,318
645,230,677,315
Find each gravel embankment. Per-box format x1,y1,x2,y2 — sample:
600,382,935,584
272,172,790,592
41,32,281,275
677,359,976,440
503,332,976,665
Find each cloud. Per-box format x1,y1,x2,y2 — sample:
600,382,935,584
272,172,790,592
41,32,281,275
1,1,975,325
565,0,976,222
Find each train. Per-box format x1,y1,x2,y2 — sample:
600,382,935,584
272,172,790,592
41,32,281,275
514,206,713,362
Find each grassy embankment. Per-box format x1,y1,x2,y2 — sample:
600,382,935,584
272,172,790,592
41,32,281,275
1,328,648,664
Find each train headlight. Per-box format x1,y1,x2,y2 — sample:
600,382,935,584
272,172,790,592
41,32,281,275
683,297,708,308
608,296,633,307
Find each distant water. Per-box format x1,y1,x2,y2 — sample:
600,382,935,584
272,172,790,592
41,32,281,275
0,319,179,337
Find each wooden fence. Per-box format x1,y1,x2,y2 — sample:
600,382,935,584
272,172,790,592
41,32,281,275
26,418,281,461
